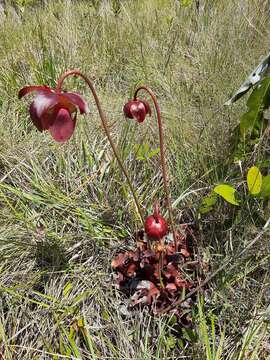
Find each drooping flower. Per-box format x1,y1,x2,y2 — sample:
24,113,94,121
19,85,89,142
123,86,178,249
144,202,168,240
123,98,151,123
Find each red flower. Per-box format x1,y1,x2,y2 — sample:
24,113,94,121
19,85,88,142
144,203,168,240
123,99,151,123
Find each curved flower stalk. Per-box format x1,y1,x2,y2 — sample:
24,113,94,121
123,86,177,249
19,70,144,224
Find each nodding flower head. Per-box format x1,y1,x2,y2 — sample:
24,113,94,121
144,202,168,240
123,98,151,123
19,85,89,142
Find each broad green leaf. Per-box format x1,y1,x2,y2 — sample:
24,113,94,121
240,77,270,138
240,109,263,138
261,174,270,198
214,184,239,206
247,166,262,195
247,77,270,109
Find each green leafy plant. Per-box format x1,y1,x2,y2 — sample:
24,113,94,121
261,174,270,198
134,143,160,161
200,164,270,215
200,74,270,214
247,166,262,195
199,192,218,214
231,77,270,161
214,184,240,206
239,77,270,140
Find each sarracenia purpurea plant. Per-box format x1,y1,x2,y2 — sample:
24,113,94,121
19,69,144,224
111,87,201,316
19,71,202,317
123,86,177,249
19,72,177,250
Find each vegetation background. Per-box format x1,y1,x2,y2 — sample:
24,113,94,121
0,0,269,358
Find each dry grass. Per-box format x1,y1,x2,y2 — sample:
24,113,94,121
0,0,269,358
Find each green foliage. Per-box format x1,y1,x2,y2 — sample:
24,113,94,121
199,192,217,214
134,143,160,161
240,77,270,140
260,174,270,198
213,184,239,206
178,0,194,6
197,299,225,360
247,166,262,195
201,164,270,211
201,73,270,211
231,77,270,161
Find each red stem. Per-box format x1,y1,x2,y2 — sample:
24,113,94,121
134,86,177,249
153,201,160,222
56,70,144,224
158,253,164,288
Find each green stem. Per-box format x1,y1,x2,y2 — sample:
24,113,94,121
56,70,144,224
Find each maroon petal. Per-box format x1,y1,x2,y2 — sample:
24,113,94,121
30,93,60,129
141,98,152,117
123,100,147,123
61,92,89,114
49,108,76,142
129,101,147,123
29,101,44,131
18,85,53,99
123,101,133,119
